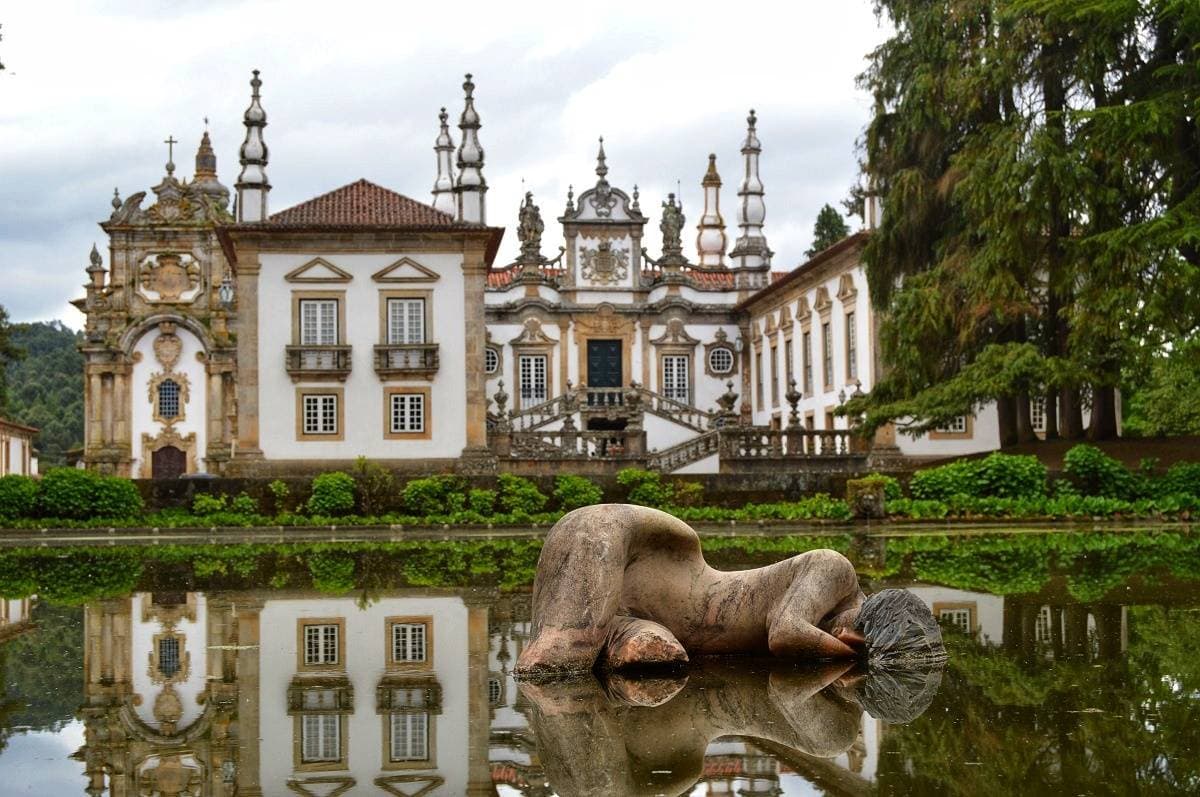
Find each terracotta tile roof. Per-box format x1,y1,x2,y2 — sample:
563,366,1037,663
267,179,464,227
487,267,565,288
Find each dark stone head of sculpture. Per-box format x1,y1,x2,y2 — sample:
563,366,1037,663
853,588,948,666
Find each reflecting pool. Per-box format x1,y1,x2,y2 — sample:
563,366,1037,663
1,529,1198,795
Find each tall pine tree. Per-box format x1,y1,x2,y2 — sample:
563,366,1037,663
806,204,852,257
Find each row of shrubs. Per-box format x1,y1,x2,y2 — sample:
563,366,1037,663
3,444,1199,526
906,444,1200,503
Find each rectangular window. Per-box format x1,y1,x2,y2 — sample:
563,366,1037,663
662,355,690,403
846,312,858,380
158,637,180,679
1031,396,1046,433
936,416,969,434
802,331,813,395
392,622,428,664
389,393,426,434
784,338,794,384
300,299,338,345
302,394,338,436
301,714,341,763
755,350,764,410
822,322,833,390
303,623,340,666
389,712,429,762
939,608,972,635
770,344,780,406
387,298,426,344
1035,605,1053,644
518,355,548,408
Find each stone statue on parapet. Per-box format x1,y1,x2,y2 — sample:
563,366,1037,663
659,193,684,255
517,191,545,262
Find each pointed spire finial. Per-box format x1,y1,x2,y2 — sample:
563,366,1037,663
696,153,727,267
88,243,103,271
111,187,121,211
732,108,771,276
632,183,640,212
236,68,271,221
194,130,217,178
702,153,721,186
454,72,486,223
431,105,457,213
565,183,575,213
595,136,608,179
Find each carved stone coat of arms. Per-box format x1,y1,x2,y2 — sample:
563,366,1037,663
579,241,629,285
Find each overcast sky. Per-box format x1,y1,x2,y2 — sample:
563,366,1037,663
0,1,889,327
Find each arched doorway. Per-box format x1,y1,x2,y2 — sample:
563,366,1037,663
152,446,187,479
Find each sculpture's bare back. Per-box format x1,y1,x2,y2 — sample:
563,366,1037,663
516,505,944,677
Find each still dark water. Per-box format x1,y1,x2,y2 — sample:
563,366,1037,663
0,528,1198,795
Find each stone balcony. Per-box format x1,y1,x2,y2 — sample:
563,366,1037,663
285,345,352,381
373,343,440,379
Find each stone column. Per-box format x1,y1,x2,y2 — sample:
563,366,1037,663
234,256,263,460
461,249,491,452
639,319,652,388
235,598,264,796
88,369,104,448
464,592,496,796
557,318,571,396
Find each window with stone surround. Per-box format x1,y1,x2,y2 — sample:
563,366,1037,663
518,354,548,409
301,714,341,764
846,311,858,381
389,393,425,435
484,347,499,375
755,349,764,411
707,347,733,375
386,297,426,344
822,322,833,391
157,379,181,421
391,621,429,664
302,394,338,436
802,331,813,395
389,712,429,763
300,299,338,345
784,337,794,384
662,355,690,403
303,622,340,666
770,343,780,407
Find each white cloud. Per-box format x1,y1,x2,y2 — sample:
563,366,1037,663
0,0,889,326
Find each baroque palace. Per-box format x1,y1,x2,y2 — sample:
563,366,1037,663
75,71,1010,479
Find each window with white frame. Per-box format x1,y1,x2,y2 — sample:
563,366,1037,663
387,298,426,344
391,622,428,664
302,394,338,435
802,331,813,394
936,416,969,435
1031,396,1047,433
939,608,972,635
755,350,764,410
518,355,548,408
1035,605,1054,643
484,347,499,374
488,678,502,705
301,714,341,763
389,393,425,434
157,379,181,421
662,355,690,403
303,623,340,666
822,322,833,390
389,712,429,762
300,299,338,345
770,344,780,406
846,312,858,380
708,347,733,375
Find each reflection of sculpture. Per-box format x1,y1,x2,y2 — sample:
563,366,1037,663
520,660,941,797
515,505,946,676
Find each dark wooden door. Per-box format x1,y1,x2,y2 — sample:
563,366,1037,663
151,446,186,479
587,339,623,387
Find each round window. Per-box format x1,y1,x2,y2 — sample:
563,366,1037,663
708,347,734,374
485,347,499,374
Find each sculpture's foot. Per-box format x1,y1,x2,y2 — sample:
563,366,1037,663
515,630,604,678
604,671,688,706
602,616,689,671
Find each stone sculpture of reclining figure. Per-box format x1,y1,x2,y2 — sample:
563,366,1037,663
515,504,945,676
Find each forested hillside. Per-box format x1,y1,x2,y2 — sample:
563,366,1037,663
5,321,84,466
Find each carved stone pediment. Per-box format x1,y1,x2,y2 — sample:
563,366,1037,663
837,272,858,301
509,317,557,346
651,318,700,347
814,286,832,316
138,253,202,304
795,296,811,322
108,177,232,227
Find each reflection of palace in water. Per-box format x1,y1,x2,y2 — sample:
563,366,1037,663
76,578,1128,796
